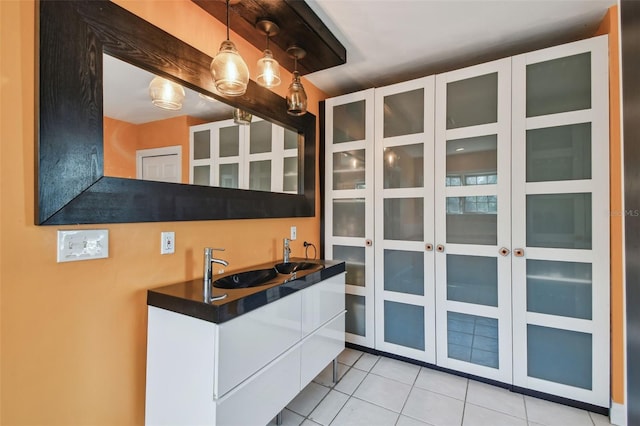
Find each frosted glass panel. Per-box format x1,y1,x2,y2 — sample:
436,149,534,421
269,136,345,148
527,193,592,249
446,135,497,186
527,52,591,117
448,312,498,369
384,198,423,241
527,325,592,389
333,245,365,287
250,120,272,154
447,255,497,306
219,163,238,189
284,128,298,150
333,150,366,190
383,89,424,138
193,165,210,186
333,199,365,237
193,130,210,160
446,197,497,245
527,260,592,320
383,143,424,189
283,157,298,192
527,123,591,182
219,126,239,157
446,73,498,129
384,249,424,295
345,294,366,336
249,160,271,191
333,100,366,144
384,301,425,350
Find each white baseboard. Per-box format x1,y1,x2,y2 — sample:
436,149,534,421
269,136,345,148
610,401,626,426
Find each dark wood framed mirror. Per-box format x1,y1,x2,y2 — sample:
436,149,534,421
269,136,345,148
37,0,316,225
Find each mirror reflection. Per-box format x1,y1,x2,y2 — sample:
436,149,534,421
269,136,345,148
103,54,300,193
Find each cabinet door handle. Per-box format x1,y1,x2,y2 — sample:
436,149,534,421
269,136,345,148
514,248,525,257
436,244,445,253
365,239,373,247
425,243,434,251
499,247,510,256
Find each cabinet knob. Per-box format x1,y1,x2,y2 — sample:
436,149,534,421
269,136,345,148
514,248,525,257
499,247,510,256
365,239,373,247
436,244,445,253
425,243,434,251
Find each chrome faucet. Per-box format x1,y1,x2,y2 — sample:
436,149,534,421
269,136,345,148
283,238,291,263
203,247,229,303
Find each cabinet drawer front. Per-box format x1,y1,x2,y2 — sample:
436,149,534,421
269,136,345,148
302,273,346,336
301,312,346,386
216,292,302,397
217,347,301,426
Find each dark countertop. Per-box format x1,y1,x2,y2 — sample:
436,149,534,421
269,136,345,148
147,258,346,324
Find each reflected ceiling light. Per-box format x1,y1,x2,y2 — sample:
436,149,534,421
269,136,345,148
148,76,185,110
256,19,281,89
286,45,308,116
233,108,252,125
210,0,249,96
455,147,465,152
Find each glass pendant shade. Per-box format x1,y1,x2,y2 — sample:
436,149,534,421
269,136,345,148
287,71,307,116
210,40,249,96
233,108,252,125
256,49,281,88
148,76,185,110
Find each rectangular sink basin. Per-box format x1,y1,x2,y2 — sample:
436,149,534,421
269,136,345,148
213,268,278,289
274,262,322,274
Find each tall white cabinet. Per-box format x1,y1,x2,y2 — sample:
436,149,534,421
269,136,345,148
324,35,610,407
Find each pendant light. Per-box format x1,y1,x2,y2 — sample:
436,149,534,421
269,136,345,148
148,76,185,110
233,108,252,125
210,0,249,96
286,46,307,116
255,19,281,88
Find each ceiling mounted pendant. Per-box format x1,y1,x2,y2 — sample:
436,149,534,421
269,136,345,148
255,19,281,89
233,107,252,125
210,0,249,96
286,45,308,116
148,76,185,110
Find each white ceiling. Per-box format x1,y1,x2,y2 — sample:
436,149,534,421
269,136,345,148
104,0,616,123
305,0,616,97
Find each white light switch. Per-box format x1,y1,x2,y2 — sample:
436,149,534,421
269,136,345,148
290,226,297,241
57,229,109,263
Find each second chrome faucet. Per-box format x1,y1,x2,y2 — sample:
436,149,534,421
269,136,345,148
203,247,229,303
283,238,291,263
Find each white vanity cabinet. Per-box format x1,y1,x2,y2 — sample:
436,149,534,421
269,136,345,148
145,272,346,426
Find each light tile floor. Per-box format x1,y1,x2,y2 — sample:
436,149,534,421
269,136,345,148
269,348,612,426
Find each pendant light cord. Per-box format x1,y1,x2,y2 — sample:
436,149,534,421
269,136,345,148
225,0,230,41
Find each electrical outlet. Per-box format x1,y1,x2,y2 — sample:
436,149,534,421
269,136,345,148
161,232,175,254
57,229,109,262
290,226,297,241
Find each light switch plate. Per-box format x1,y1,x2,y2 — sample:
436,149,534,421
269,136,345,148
290,226,297,241
57,229,109,262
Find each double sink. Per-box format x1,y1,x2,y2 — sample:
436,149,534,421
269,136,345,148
213,261,323,289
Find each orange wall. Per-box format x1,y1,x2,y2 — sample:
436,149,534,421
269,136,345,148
0,1,325,424
104,116,139,178
594,5,624,405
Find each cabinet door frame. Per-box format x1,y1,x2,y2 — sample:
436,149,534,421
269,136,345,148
372,76,436,363
511,35,610,407
434,58,513,383
324,89,376,347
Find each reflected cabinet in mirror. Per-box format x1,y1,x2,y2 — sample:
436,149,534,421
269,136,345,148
37,0,315,225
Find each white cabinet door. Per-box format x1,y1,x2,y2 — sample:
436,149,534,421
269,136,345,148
373,77,436,363
325,89,375,347
434,58,513,383
511,35,609,407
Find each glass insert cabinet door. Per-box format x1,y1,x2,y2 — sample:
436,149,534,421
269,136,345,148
324,89,375,347
189,118,298,193
373,76,436,363
434,58,513,383
511,35,609,407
